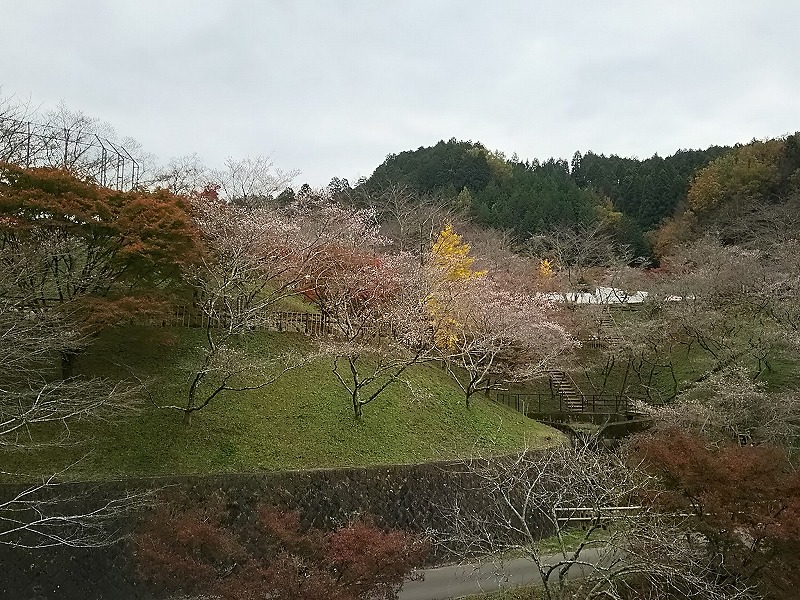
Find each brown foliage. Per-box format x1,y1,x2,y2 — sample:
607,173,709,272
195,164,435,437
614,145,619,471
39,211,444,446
632,428,800,599
0,164,199,317
135,496,245,595
135,494,428,600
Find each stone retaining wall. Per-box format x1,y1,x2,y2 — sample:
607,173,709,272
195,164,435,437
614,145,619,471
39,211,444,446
1,454,544,600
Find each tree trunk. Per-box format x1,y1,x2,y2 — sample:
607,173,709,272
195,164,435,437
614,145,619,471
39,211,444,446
352,391,363,419
60,350,76,379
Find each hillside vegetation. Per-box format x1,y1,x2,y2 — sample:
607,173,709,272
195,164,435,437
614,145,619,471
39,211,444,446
358,137,738,258
1,325,564,482
4,107,800,598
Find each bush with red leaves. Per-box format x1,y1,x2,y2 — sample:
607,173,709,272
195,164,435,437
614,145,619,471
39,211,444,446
135,494,428,600
632,428,800,599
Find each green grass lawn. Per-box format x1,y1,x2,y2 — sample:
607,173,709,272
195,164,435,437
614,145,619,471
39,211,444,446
462,589,549,600
1,325,565,482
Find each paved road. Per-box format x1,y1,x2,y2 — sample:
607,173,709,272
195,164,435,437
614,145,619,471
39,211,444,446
399,549,603,600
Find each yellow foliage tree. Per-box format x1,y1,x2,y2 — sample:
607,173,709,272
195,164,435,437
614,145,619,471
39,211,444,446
538,258,554,279
430,222,486,281
427,223,485,350
687,139,784,215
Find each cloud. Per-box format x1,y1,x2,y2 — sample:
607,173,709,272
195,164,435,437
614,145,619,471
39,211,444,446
2,0,799,186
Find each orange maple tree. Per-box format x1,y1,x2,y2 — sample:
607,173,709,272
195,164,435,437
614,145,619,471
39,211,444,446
633,428,800,599
0,163,199,318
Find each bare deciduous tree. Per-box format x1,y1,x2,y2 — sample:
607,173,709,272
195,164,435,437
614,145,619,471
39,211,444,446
438,443,752,600
211,155,299,206
149,152,209,195
0,272,149,549
0,473,150,549
525,222,624,285
0,256,143,447
0,88,41,165
358,184,462,258
0,94,146,189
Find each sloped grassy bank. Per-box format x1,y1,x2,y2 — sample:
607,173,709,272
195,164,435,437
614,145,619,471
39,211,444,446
2,325,564,481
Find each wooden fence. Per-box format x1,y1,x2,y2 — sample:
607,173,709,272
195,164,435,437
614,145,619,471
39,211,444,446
495,391,638,415
155,307,396,339
161,306,330,336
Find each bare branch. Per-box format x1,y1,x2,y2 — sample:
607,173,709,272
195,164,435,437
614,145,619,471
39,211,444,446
0,467,155,549
436,443,749,599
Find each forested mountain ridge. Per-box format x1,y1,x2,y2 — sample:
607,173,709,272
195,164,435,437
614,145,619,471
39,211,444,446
365,139,600,237
361,137,740,256
654,132,800,256
571,146,730,229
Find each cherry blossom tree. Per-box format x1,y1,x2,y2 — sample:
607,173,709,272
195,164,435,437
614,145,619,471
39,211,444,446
304,232,441,419
211,155,299,207
161,188,311,422
420,222,571,405
435,276,574,407
654,365,800,447
170,189,394,421
579,234,800,410
0,291,142,449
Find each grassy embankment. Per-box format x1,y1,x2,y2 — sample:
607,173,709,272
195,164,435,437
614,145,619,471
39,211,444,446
2,325,565,482
585,307,799,398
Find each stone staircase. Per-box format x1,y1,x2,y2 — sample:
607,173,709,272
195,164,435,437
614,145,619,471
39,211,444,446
548,371,584,412
597,309,623,347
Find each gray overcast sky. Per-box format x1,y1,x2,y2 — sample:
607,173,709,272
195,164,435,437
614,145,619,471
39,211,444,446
3,1,799,186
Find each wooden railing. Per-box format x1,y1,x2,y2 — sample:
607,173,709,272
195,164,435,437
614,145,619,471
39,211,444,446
553,505,644,523
495,392,555,415
495,392,639,415
158,307,330,336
